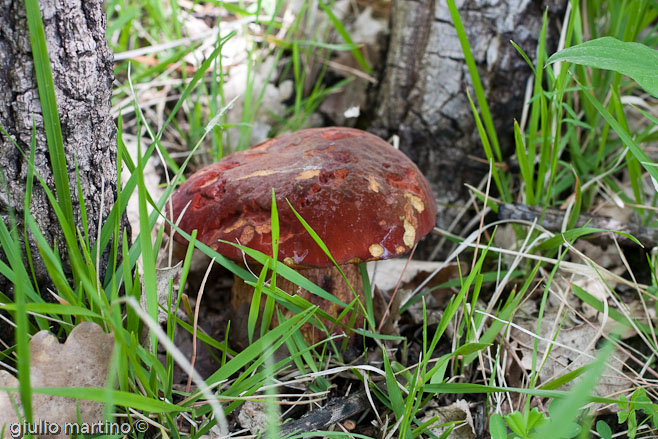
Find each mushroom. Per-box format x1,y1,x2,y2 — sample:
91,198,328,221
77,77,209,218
169,127,437,343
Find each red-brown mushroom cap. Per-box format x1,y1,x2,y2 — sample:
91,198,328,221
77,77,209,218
170,127,437,267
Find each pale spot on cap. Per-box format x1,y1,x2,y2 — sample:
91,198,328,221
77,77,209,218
255,223,271,234
236,169,277,180
368,176,381,193
239,226,254,244
405,193,425,213
369,243,385,258
295,169,321,180
403,219,416,248
224,217,247,233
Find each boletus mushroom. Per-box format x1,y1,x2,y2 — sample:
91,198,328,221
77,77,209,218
169,127,437,344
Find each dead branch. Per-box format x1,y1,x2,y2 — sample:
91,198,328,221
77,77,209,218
280,391,369,436
498,203,658,249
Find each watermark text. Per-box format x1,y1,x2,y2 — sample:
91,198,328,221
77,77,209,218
7,419,148,437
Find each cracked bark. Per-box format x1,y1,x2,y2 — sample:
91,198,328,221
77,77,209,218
0,0,128,336
370,0,566,243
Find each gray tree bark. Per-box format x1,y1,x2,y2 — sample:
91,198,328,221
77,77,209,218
0,0,124,309
371,0,566,234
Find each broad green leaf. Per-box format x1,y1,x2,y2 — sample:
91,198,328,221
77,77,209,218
489,414,508,439
548,37,658,98
506,412,527,436
596,420,613,439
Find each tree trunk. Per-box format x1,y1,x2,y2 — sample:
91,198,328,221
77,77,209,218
0,1,125,315
370,0,566,234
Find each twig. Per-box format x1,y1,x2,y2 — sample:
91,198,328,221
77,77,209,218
498,203,658,249
186,257,215,393
377,244,416,333
280,391,369,436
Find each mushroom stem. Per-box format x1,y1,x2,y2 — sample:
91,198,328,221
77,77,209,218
231,264,366,345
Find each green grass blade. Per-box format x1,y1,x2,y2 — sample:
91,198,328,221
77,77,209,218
466,89,508,201
359,263,376,329
382,348,405,420
13,387,188,413
571,284,652,334
22,126,40,291
261,189,280,337
531,339,616,438
446,0,501,160
136,138,158,352
514,120,535,204
425,381,649,408
24,0,74,230
527,10,548,190
218,246,348,309
205,307,315,386
580,84,658,182
249,260,270,344
0,220,33,421
0,303,102,318
317,0,372,74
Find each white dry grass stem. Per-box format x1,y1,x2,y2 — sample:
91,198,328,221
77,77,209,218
186,257,216,394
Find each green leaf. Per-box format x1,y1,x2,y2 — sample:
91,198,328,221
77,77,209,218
596,420,613,439
547,37,658,98
526,408,548,431
0,217,33,421
489,414,508,439
136,138,158,352
425,382,654,409
506,412,527,436
222,241,347,308
429,343,490,384
539,364,588,390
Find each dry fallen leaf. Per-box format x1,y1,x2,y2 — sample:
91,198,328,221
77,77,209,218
0,322,114,439
237,400,268,435
421,399,477,439
511,314,630,399
156,262,183,325
0,371,19,433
